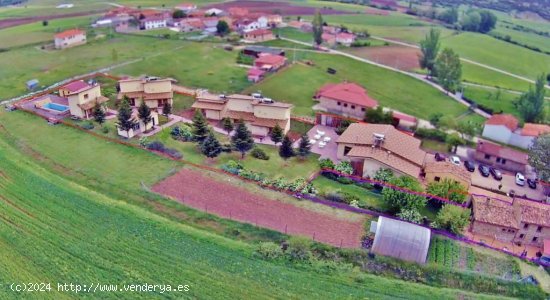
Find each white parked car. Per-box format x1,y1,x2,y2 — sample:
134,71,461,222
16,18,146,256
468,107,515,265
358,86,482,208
450,156,461,166
515,173,525,186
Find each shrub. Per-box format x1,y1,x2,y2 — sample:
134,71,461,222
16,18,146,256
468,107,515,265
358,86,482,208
146,141,165,152
80,121,94,130
139,137,149,147
335,161,353,175
340,191,359,204
221,160,242,174
286,237,312,262
256,242,283,260
397,208,423,224
415,128,447,142
319,158,335,169
164,148,183,159
336,176,354,185
325,192,344,203
171,126,193,141
101,126,109,134
221,143,232,152
251,147,269,160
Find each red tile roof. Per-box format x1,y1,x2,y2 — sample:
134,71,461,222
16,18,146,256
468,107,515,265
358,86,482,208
254,54,286,66
521,123,550,137
476,140,529,165
247,68,265,76
54,29,85,39
62,80,91,93
246,29,272,36
316,82,378,108
485,114,519,131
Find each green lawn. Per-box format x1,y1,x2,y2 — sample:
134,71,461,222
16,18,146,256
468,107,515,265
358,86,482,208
273,27,314,44
491,25,550,54
0,15,97,48
172,93,196,114
244,54,469,120
258,39,314,49
461,61,532,91
441,32,550,81
320,13,430,27
312,176,389,211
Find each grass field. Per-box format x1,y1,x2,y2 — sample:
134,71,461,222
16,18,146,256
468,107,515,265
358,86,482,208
441,32,550,81
461,61,532,91
491,25,550,54
0,100,543,300
0,15,96,48
244,54,469,120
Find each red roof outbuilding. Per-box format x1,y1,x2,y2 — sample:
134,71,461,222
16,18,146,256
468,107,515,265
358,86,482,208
62,80,92,93
254,54,286,66
476,140,529,165
54,29,85,39
485,114,519,131
315,82,378,108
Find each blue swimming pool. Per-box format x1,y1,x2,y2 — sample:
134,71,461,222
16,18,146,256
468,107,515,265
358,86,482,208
43,102,69,112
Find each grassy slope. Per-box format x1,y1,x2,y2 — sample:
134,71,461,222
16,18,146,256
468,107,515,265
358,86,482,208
441,32,550,80
461,61,532,91
0,111,506,300
492,25,550,54
244,55,469,120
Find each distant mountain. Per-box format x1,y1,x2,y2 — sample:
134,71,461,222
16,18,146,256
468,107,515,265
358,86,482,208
0,0,28,6
432,0,550,21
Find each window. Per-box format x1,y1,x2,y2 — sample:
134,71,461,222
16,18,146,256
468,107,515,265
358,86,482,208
337,102,341,106
519,234,525,239
532,236,538,242
501,159,506,164
523,223,529,229
84,94,89,100
343,103,348,107
508,229,515,233
537,226,542,232
361,107,366,112
351,105,355,109
501,228,506,232
496,157,501,163
434,176,441,182
484,154,491,159
344,146,352,155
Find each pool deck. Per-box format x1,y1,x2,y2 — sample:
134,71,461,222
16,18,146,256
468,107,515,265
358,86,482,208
20,94,70,121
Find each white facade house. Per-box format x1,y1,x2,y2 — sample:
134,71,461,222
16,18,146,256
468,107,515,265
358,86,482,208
141,18,167,30
257,16,268,28
482,124,514,144
482,114,550,149
205,8,223,16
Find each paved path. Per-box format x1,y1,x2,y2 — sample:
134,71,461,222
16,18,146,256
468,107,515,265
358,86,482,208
281,37,491,119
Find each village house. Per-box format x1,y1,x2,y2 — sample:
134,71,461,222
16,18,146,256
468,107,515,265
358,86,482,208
117,77,174,109
321,32,356,46
117,109,159,139
140,16,167,30
254,54,287,71
54,29,86,49
242,45,285,58
191,92,292,136
205,8,224,16
59,80,109,119
247,68,266,82
474,140,529,173
336,123,427,178
243,29,275,42
228,7,249,18
471,195,550,248
314,82,378,119
482,114,550,149
266,15,283,27
287,20,312,32
423,161,471,190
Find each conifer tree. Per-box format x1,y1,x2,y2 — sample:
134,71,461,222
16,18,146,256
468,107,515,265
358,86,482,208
192,109,209,142
270,123,284,144
201,131,222,160
279,135,295,160
231,120,254,158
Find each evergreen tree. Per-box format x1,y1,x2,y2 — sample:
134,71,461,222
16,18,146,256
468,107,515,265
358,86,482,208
516,74,547,122
138,101,152,128
162,102,172,116
222,117,234,135
231,120,254,158
192,109,209,142
312,10,323,45
419,28,440,77
116,98,137,136
270,123,284,144
216,20,230,36
435,48,462,93
279,135,295,160
201,132,222,160
93,102,105,126
297,134,311,159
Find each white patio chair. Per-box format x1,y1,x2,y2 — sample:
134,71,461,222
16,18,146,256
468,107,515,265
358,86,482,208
323,136,331,142
314,134,321,140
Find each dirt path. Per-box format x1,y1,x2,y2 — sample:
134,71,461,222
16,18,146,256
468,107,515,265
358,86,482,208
0,10,106,30
152,168,366,248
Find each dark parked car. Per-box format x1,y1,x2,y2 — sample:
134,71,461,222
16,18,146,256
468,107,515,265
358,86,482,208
527,179,537,189
435,153,446,162
464,161,475,172
478,165,490,177
489,167,502,180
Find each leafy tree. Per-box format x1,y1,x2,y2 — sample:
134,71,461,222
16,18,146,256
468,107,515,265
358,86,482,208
528,134,550,181
319,158,335,169
335,119,355,135
192,109,209,142
426,179,467,204
270,123,284,144
446,133,465,153
116,98,137,136
363,106,393,124
478,10,497,33
438,115,457,130
138,101,152,128
93,102,105,126
515,74,547,122
172,9,186,18
162,102,172,116
42,20,48,26
419,28,440,77
429,113,443,127
297,134,311,159
432,205,470,235
437,7,458,24
546,73,550,85
201,132,222,160
111,48,118,61
231,120,254,158
216,20,230,36
461,10,481,32
373,168,394,183
222,117,233,135
457,120,480,140
397,208,423,224
279,135,295,160
435,48,462,93
382,176,426,213
312,10,323,45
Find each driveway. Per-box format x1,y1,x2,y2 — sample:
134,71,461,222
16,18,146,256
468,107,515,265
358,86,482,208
302,125,339,162
470,169,545,201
